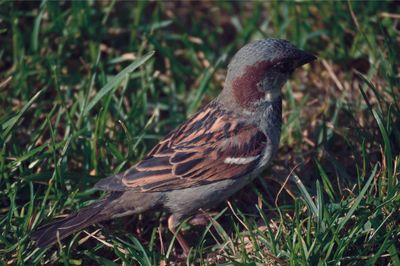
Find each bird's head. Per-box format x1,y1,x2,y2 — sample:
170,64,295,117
220,38,316,110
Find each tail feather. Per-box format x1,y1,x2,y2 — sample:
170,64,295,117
32,200,108,248
31,191,160,248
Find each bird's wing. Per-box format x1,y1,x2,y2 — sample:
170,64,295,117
95,102,268,192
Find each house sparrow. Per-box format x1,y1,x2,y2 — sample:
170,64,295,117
32,38,316,254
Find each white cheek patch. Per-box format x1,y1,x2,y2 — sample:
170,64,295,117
265,89,281,101
224,155,260,165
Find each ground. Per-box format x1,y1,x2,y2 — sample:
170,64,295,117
0,1,399,265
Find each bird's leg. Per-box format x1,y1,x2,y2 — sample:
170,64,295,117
168,214,190,256
187,211,210,226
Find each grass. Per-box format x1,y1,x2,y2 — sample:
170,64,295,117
0,1,399,265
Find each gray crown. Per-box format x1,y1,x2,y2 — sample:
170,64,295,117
227,39,312,80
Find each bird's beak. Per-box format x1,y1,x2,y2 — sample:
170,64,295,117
295,50,317,68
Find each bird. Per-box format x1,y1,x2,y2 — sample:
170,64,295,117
32,38,316,255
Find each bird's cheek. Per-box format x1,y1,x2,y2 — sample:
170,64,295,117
270,74,287,90
256,81,264,93
257,76,272,93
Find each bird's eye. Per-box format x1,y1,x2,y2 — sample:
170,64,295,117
275,61,291,73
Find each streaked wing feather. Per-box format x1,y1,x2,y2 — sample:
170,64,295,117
95,101,267,192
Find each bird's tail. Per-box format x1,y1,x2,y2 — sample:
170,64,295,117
32,193,121,248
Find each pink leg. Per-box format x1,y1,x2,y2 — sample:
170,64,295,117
168,214,190,256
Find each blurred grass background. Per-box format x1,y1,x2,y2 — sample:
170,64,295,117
0,1,399,265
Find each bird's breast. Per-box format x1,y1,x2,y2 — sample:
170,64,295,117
257,98,282,169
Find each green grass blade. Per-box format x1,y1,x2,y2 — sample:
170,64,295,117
293,173,318,216
1,88,44,140
338,164,378,231
84,51,155,115
372,109,394,195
